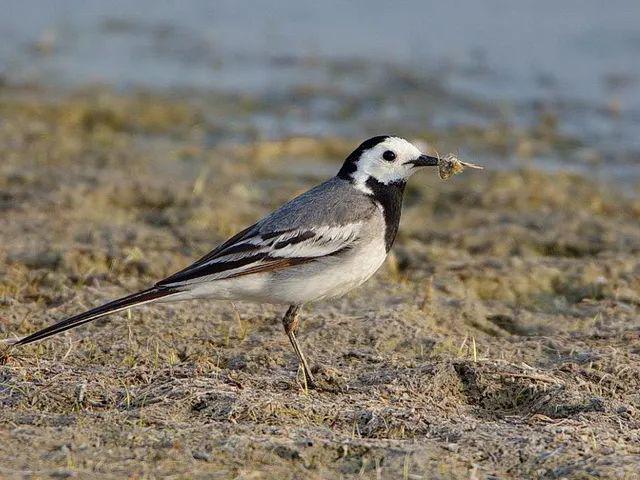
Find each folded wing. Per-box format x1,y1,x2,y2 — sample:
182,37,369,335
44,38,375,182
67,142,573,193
157,177,376,287
156,223,363,287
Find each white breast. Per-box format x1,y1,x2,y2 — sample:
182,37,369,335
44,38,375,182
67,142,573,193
268,233,388,303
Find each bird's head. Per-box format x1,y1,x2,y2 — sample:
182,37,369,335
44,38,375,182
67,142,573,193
337,136,438,193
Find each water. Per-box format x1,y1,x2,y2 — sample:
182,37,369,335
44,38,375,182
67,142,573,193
1,0,639,183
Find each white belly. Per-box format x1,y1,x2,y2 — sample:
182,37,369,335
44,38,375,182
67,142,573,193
171,235,388,305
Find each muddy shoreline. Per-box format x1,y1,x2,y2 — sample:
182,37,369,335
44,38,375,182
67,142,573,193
1,85,639,478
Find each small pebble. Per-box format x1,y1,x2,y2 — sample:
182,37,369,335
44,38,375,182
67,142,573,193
193,451,211,462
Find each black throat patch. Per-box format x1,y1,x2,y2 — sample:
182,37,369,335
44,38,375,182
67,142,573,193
365,176,406,252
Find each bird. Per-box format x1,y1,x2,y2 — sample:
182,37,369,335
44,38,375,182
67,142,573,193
10,136,440,388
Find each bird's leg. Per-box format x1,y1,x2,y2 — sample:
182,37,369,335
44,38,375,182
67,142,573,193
282,305,316,388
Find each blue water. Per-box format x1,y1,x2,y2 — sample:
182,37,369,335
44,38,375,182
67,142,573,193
1,0,639,183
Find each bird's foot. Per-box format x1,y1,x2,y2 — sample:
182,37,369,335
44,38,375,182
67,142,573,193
296,364,347,393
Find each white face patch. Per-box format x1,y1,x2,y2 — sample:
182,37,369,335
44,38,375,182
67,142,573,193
350,137,423,193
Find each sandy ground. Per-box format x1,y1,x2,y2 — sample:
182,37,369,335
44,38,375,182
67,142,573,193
1,86,640,479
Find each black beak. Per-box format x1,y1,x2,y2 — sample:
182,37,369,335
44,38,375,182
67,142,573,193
407,154,439,168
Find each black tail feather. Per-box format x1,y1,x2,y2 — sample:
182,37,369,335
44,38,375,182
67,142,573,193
13,287,175,347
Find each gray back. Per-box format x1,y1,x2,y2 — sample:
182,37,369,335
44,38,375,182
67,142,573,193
258,177,376,233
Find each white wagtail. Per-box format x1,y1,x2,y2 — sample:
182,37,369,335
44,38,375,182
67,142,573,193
12,136,441,387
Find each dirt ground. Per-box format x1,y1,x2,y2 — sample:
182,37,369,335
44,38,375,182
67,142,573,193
1,86,640,479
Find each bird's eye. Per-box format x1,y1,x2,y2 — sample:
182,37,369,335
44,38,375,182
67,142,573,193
382,150,396,161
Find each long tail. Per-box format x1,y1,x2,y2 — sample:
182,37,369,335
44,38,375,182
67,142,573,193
12,287,177,347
